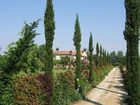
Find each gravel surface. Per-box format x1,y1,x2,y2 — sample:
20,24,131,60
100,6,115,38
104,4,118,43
73,67,127,105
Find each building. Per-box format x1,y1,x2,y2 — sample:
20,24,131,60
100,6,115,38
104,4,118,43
53,50,87,61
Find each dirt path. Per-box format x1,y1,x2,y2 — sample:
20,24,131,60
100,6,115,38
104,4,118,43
73,67,127,105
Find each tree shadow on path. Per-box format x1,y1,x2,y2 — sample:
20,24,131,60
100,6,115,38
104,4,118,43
93,86,127,95
83,97,103,105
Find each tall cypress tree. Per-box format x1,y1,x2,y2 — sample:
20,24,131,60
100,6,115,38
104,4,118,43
99,44,102,59
95,42,99,66
44,0,55,75
44,0,55,104
96,42,99,57
102,48,105,65
124,0,140,104
99,44,103,66
88,32,94,83
73,15,81,90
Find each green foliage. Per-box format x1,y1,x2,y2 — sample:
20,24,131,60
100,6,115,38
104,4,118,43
44,0,55,75
16,44,44,74
88,33,94,83
44,0,55,104
124,0,140,104
3,21,39,74
95,65,112,85
96,42,99,57
95,42,100,67
73,15,82,89
61,56,71,65
110,51,126,66
99,44,103,59
80,71,92,95
13,75,46,105
53,70,81,105
0,74,14,105
0,55,7,72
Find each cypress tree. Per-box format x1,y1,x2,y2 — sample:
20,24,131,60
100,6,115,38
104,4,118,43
44,0,55,104
73,15,81,90
104,50,107,63
88,32,94,83
99,44,103,59
102,49,105,65
95,42,99,66
44,0,55,75
96,42,99,57
124,0,140,104
107,52,110,64
99,44,103,66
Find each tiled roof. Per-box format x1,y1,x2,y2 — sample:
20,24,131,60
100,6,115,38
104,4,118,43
53,50,87,57
53,51,71,55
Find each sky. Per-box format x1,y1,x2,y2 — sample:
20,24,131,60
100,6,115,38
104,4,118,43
0,0,126,54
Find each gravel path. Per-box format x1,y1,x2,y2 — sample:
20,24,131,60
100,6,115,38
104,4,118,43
73,67,127,105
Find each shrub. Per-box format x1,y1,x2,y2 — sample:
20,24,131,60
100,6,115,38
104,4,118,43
36,73,53,105
53,70,82,105
13,74,50,105
0,74,14,105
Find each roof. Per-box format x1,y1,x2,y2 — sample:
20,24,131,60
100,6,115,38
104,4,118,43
53,51,71,55
53,50,87,57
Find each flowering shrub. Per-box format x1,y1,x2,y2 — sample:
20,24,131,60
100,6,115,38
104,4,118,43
13,74,49,105
36,73,53,105
0,65,112,105
53,70,81,105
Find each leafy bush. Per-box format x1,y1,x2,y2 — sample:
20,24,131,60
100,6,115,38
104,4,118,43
61,56,71,65
13,73,51,105
36,73,53,105
0,64,113,105
53,70,81,105
0,74,14,105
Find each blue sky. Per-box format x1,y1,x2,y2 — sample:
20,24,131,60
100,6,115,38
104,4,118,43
0,0,126,54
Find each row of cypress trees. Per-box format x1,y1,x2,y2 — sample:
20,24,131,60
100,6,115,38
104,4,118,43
44,0,112,104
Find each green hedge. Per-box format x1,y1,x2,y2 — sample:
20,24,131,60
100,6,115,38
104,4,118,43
0,65,113,105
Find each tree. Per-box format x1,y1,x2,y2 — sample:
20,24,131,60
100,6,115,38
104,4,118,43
99,44,103,59
95,42,99,66
102,49,106,65
116,51,126,66
44,0,55,104
73,15,81,90
44,0,55,75
107,52,110,64
16,44,44,73
124,0,140,104
38,44,47,70
88,32,94,83
3,21,39,74
96,42,99,57
99,44,103,66
117,51,123,57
